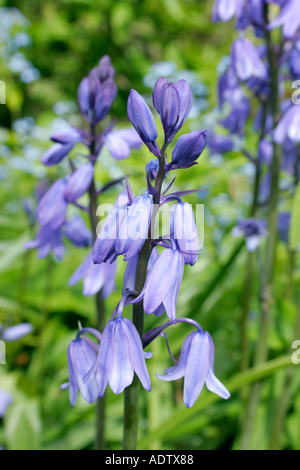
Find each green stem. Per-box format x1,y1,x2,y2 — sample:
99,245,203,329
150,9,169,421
123,141,168,450
268,250,298,450
240,5,281,450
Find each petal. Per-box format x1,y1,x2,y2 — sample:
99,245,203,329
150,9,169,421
183,332,210,408
69,252,93,286
2,323,33,342
108,321,134,394
64,163,94,202
163,250,185,320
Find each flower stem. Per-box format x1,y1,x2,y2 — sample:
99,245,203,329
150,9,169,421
123,140,168,450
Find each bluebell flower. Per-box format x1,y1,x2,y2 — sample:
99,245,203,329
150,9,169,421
207,132,234,155
212,0,243,23
63,216,92,248
69,251,116,297
258,139,273,166
277,212,291,244
115,194,153,261
105,128,142,160
127,89,161,156
66,329,100,406
170,202,200,266
37,178,68,229
152,77,193,142
133,246,185,320
145,158,160,181
268,0,300,38
232,218,267,251
64,162,94,202
25,223,65,260
95,317,151,395
156,330,230,407
0,389,13,418
50,127,82,145
41,143,74,166
0,323,33,342
231,37,267,82
274,104,300,144
166,130,207,170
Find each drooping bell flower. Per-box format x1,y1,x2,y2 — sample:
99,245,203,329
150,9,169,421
92,202,128,264
115,194,153,261
66,328,100,406
25,223,65,260
170,202,200,266
105,128,142,160
127,89,161,157
63,216,92,248
166,130,207,171
232,218,267,251
145,158,159,181
132,246,185,320
95,317,151,396
231,37,267,82
37,178,68,230
41,143,74,167
69,251,116,298
274,104,300,144
277,212,291,244
212,0,243,23
268,0,300,39
64,162,94,202
156,330,230,408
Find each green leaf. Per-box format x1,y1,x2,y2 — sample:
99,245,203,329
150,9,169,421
4,400,41,450
289,183,300,250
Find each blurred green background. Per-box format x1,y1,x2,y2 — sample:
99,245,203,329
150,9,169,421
0,0,299,451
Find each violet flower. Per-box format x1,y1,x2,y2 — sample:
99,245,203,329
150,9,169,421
25,223,65,260
212,0,243,23
66,328,100,406
0,323,33,342
232,218,267,251
127,89,161,156
69,251,116,298
170,202,200,266
166,130,207,170
37,178,68,230
95,317,151,396
63,216,92,248
105,129,142,160
132,246,185,320
274,104,300,144
156,330,230,408
64,162,94,202
268,0,300,38
231,37,267,82
41,143,74,167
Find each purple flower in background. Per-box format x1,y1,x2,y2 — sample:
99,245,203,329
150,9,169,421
41,143,74,167
64,162,94,202
69,251,116,297
105,129,142,160
66,329,100,406
212,0,243,23
231,37,267,82
156,330,230,408
133,247,185,320
37,178,68,230
166,130,207,170
63,216,92,248
258,139,273,165
269,0,300,38
0,389,13,418
50,127,82,145
25,223,65,260
170,202,200,266
277,212,291,244
127,89,161,157
0,323,33,342
207,132,234,155
274,104,300,144
232,218,267,251
153,77,193,142
95,317,151,396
